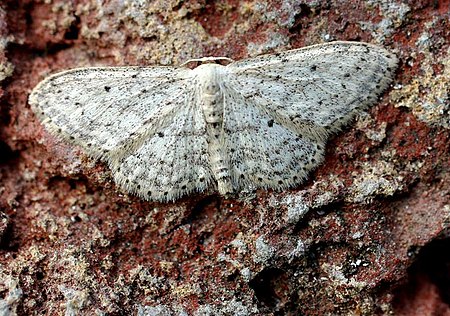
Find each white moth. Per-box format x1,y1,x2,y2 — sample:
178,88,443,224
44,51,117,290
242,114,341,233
29,41,398,202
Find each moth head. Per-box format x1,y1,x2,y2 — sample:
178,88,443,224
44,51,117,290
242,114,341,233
180,56,234,68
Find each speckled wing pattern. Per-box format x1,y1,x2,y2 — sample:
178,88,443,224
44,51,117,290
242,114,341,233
29,41,397,202
223,42,398,190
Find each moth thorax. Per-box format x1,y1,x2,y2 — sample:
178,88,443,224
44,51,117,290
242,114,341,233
196,64,225,124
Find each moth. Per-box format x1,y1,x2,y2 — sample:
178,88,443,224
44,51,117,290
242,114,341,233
29,41,397,202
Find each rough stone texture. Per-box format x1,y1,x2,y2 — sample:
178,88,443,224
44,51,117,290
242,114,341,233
0,0,449,315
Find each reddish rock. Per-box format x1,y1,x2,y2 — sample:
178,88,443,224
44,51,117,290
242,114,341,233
0,0,449,315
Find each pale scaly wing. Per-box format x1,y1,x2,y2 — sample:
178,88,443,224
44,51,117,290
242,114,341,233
29,66,191,162
219,84,325,191
226,41,397,140
109,86,214,202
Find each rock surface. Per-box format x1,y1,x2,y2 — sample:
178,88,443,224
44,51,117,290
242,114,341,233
0,0,449,315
